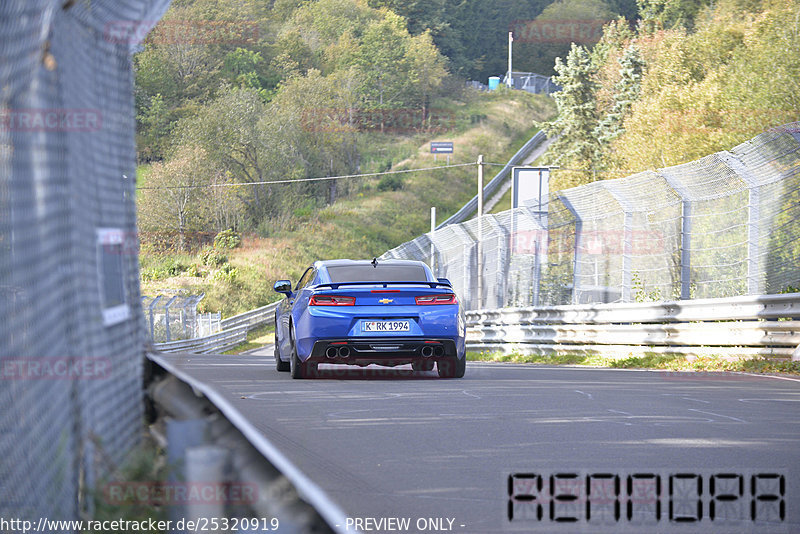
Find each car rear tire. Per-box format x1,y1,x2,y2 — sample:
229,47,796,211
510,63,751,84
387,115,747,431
275,335,290,372
289,332,316,379
437,356,466,378
412,360,434,372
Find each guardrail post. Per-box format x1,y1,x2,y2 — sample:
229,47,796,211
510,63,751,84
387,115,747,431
185,446,230,530
167,418,206,528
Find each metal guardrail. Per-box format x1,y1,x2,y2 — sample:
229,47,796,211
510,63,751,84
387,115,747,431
153,301,280,354
147,353,352,533
437,130,547,229
466,293,800,360
154,324,249,354
221,301,280,331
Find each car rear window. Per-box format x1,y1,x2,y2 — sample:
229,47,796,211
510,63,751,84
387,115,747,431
327,264,428,283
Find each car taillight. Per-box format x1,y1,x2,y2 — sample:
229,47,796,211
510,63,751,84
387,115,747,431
415,294,457,305
309,295,355,306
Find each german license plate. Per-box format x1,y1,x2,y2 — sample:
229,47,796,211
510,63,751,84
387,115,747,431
362,320,410,332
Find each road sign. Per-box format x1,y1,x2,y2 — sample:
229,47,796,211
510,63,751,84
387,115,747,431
512,166,550,213
430,142,454,154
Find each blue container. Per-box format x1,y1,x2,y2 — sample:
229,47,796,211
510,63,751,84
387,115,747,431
488,76,501,90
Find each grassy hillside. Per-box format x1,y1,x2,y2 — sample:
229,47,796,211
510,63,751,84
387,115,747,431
140,89,555,315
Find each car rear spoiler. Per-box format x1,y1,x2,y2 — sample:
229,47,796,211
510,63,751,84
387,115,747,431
315,280,453,290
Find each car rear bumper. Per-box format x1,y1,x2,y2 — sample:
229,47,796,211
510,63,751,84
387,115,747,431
309,337,459,365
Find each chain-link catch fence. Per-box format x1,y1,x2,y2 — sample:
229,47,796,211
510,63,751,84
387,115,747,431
383,124,800,310
1,0,171,524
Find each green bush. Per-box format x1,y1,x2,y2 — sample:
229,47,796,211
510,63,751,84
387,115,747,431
199,246,228,267
293,204,315,218
377,175,404,191
213,228,242,249
211,263,239,284
140,268,160,281
186,263,202,277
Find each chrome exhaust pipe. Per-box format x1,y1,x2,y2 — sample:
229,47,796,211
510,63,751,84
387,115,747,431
338,346,350,358
325,346,338,359
421,346,433,358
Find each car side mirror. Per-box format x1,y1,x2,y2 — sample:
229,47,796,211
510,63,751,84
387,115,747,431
273,280,292,296
437,278,452,287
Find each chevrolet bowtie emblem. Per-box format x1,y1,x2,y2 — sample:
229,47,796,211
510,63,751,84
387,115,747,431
379,298,394,304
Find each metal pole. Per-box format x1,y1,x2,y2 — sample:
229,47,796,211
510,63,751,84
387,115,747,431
477,155,484,309
559,195,583,305
477,155,484,218
430,207,436,274
164,295,179,342
148,295,162,342
507,32,513,88
662,173,693,300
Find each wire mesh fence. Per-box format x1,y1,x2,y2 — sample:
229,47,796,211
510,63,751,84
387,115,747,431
1,0,170,524
383,124,800,310
141,294,221,343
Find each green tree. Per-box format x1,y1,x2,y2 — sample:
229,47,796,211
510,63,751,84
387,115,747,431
289,0,378,52
177,85,288,222
596,42,644,148
222,48,272,98
516,0,617,77
403,30,448,120
357,13,412,112
544,44,601,174
137,146,227,251
136,94,172,162
636,0,713,32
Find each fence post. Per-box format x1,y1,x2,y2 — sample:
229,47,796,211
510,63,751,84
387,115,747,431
662,172,693,300
164,295,179,342
148,295,162,342
722,153,762,295
430,206,436,275
477,155,484,310
558,195,583,304
451,225,476,309
604,181,635,302
181,297,191,339
485,216,510,308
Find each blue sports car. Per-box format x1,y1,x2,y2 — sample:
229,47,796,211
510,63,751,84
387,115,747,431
273,259,466,379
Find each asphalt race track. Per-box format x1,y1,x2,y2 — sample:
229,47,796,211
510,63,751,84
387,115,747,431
155,348,800,533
